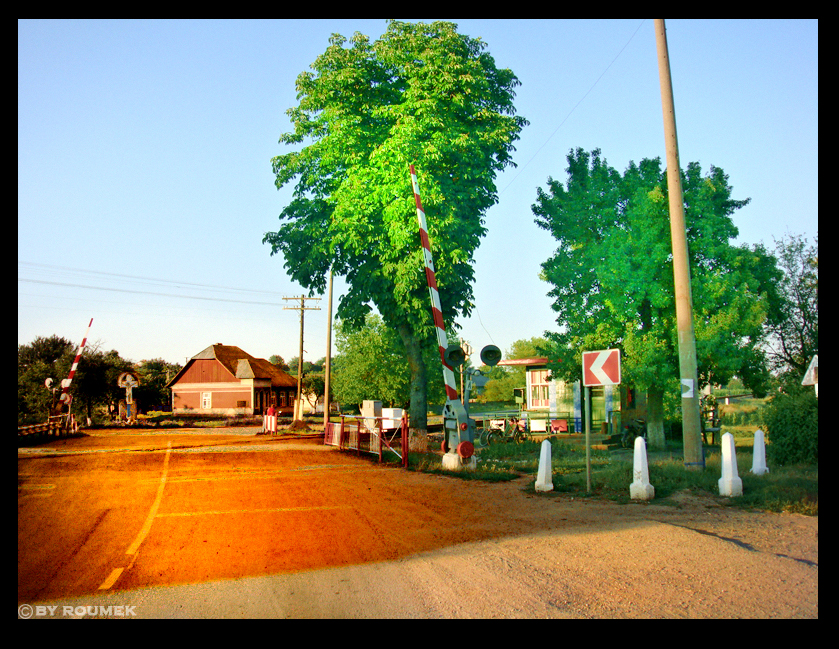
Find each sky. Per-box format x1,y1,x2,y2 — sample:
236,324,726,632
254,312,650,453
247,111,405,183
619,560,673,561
19,19,818,369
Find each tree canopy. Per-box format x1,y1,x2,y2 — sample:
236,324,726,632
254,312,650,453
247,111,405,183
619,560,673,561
264,20,527,428
763,233,818,384
533,148,779,445
18,335,181,425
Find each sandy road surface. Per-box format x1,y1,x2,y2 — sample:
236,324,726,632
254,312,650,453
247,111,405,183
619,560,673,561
18,430,817,618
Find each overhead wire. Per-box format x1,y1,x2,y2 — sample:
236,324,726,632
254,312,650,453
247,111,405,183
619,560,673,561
498,18,647,196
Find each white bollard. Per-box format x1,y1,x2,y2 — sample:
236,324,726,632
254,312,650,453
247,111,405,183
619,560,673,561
629,436,655,501
718,432,743,497
535,439,554,492
750,429,769,475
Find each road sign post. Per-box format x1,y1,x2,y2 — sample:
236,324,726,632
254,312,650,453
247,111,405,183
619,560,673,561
582,349,622,492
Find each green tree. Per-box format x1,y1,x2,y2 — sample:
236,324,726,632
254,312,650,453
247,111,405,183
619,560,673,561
269,355,290,371
17,336,134,425
332,314,446,410
134,359,183,413
263,20,526,430
480,337,547,403
533,148,777,447
763,233,818,385
18,335,75,424
73,347,133,422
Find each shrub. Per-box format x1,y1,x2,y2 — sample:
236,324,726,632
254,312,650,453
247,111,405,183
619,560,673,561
762,387,818,465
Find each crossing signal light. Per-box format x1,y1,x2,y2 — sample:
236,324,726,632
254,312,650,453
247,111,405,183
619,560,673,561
443,344,466,368
480,345,502,367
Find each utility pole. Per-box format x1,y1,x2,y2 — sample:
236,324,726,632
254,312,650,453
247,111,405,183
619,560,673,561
654,19,704,470
323,268,334,429
458,338,472,405
283,295,321,421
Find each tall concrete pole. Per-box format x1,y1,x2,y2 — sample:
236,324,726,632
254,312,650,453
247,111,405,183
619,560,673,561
323,268,334,428
654,19,704,470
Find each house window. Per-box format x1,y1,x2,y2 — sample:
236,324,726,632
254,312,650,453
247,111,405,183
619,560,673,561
530,369,550,408
201,392,212,409
279,391,286,407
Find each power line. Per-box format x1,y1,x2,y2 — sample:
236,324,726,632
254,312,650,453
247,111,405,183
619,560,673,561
18,278,288,307
499,19,647,196
18,261,288,298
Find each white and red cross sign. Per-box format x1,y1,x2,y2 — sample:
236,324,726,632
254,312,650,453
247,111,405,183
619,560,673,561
582,349,621,387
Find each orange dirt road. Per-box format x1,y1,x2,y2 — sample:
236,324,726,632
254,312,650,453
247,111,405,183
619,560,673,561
18,430,817,618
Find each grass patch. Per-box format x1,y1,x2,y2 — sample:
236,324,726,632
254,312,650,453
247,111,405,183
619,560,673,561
406,437,818,515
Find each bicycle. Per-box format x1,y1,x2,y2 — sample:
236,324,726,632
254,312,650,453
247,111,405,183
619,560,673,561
621,418,647,449
480,416,530,446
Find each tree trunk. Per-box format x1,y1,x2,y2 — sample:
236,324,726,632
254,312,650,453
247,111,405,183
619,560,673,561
397,324,428,432
647,385,666,449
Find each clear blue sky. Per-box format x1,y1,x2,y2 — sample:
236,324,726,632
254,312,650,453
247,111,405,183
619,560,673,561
18,19,818,368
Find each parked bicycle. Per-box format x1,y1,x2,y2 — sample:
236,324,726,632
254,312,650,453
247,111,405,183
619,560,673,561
621,418,647,448
480,416,531,446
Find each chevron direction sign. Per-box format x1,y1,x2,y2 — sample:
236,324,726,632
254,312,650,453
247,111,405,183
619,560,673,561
582,349,621,387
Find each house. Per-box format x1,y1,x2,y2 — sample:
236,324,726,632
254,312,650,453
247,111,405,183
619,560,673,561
166,344,297,416
497,357,645,434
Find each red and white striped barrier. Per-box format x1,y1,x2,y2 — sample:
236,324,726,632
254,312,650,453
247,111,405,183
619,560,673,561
263,407,277,434
60,318,93,406
409,165,458,402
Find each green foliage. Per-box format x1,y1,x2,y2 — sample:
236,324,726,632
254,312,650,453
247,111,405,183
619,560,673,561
18,335,75,424
17,336,137,424
762,386,818,465
264,20,527,427
533,147,777,398
763,233,818,382
479,336,548,402
332,314,446,410
18,336,180,425
134,358,182,412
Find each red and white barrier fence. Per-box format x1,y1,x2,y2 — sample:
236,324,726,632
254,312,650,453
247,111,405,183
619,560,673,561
409,165,459,402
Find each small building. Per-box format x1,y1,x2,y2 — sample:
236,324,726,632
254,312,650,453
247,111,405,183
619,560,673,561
497,357,645,434
166,344,297,416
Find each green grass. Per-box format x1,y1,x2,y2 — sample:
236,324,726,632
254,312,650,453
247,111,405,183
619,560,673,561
400,437,818,515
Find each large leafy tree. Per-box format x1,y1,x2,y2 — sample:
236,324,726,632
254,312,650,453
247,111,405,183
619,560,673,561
18,335,75,424
763,233,818,385
264,21,526,429
17,336,134,424
533,148,778,447
331,314,447,410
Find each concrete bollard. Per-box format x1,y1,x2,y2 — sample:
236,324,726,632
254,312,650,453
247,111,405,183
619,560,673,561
629,436,655,501
750,429,769,475
718,432,743,497
535,439,554,492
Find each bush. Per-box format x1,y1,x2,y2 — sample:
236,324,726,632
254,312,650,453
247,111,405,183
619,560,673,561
762,387,818,465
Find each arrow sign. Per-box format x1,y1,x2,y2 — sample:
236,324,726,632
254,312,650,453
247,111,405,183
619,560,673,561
582,349,621,387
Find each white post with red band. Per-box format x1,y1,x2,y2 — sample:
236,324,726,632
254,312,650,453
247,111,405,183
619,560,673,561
410,165,459,402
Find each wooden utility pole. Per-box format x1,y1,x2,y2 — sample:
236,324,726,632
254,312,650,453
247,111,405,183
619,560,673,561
283,295,321,421
654,19,704,470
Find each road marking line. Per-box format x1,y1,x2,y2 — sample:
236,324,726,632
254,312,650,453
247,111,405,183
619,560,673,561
98,441,172,591
147,465,375,485
156,505,352,518
98,568,123,590
126,441,171,556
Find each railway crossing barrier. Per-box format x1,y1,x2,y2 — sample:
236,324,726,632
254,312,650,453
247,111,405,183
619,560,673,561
324,413,409,468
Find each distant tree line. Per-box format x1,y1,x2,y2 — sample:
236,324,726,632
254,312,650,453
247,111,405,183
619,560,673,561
17,336,181,426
